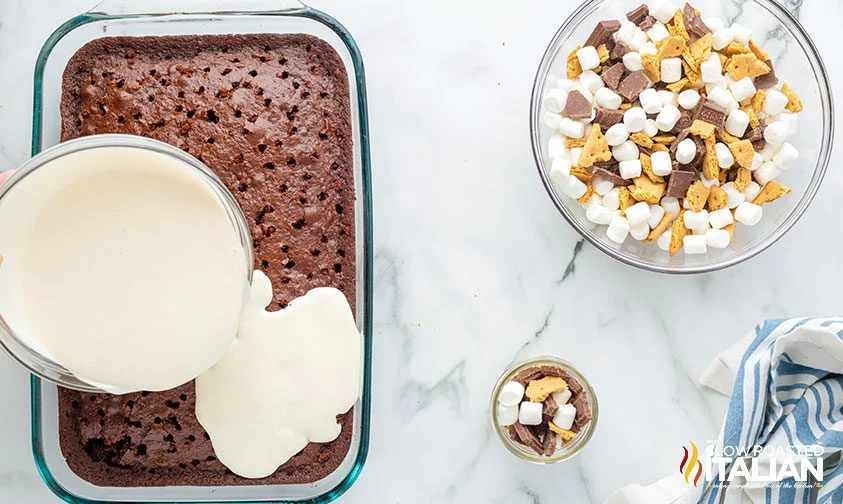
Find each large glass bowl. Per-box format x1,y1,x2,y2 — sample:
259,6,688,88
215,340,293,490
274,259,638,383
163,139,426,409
531,0,833,274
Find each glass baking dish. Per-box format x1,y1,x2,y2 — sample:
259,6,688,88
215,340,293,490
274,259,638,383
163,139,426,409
28,1,373,502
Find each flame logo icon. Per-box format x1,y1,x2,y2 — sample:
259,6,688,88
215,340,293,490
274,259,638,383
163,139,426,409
679,441,703,486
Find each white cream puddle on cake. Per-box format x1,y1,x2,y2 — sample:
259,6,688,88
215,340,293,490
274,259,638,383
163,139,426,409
195,270,361,479
0,142,361,477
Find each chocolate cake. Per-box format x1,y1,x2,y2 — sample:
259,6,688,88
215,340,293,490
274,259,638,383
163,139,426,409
58,34,356,486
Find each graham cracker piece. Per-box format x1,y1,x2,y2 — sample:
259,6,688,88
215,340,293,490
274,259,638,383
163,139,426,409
651,143,669,153
566,138,587,148
748,40,769,61
723,222,736,239
702,134,719,181
725,53,770,80
751,90,767,114
577,183,595,205
721,42,750,57
707,185,728,210
689,33,713,61
782,83,804,113
657,36,686,60
548,423,577,442
689,120,716,138
570,165,593,183
630,132,654,149
753,180,792,205
619,186,635,213
620,102,633,111
579,124,613,168
667,78,689,94
717,129,741,144
567,46,584,79
670,9,691,42
728,140,756,168
682,60,701,86
745,107,760,128
646,213,675,242
669,210,689,256
652,135,677,144
597,44,610,63
734,167,751,192
642,53,661,82
630,175,666,204
685,181,710,212
525,376,568,402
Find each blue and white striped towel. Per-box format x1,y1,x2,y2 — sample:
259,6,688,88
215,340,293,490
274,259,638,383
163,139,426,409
605,318,843,504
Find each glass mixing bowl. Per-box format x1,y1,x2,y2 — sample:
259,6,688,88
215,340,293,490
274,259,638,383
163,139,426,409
531,0,833,274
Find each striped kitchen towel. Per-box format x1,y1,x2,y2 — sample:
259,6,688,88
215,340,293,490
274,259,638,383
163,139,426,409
606,318,843,504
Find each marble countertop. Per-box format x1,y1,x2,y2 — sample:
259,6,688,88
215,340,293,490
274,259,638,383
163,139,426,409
0,0,841,502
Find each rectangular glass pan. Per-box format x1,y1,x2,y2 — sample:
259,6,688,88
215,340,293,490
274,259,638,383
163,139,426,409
29,1,373,502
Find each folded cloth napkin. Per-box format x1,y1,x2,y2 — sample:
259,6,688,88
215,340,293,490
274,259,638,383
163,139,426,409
606,318,843,504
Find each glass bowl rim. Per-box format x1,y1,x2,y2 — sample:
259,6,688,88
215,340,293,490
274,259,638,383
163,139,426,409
529,0,835,275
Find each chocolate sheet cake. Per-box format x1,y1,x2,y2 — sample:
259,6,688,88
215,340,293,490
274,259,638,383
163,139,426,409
58,34,356,486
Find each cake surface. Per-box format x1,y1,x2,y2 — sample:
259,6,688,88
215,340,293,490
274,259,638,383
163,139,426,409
58,33,356,487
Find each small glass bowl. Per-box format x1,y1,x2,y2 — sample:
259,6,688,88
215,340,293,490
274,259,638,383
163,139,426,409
490,356,598,463
0,134,254,393
531,0,834,274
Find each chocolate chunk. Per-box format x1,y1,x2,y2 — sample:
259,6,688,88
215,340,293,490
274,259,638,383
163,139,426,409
617,70,650,102
726,168,738,182
557,370,584,396
563,90,593,120
595,107,624,129
754,60,778,89
512,364,565,386
691,135,706,166
748,125,766,150
572,394,593,428
512,422,544,455
593,166,633,186
626,4,650,24
611,42,629,60
683,3,711,38
543,395,559,418
672,109,694,134
542,429,558,456
638,15,657,31
693,97,727,132
666,169,698,197
584,20,622,47
602,62,626,91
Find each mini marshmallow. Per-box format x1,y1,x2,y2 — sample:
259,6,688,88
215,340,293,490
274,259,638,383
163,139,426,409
707,86,734,109
731,23,752,44
675,138,698,165
497,404,519,426
649,0,677,23
683,235,708,254
640,42,658,55
764,120,790,146
629,29,649,51
661,197,681,217
754,162,781,186
614,21,637,45
586,204,614,225
639,88,663,114
726,109,750,137
613,140,640,162
577,46,601,71
779,112,799,136
658,90,678,107
708,207,735,229
744,181,762,203
581,194,602,208
630,221,650,240
692,227,710,236
644,119,659,137
558,117,585,138
562,174,588,199
657,230,671,251
684,210,710,231
603,188,621,211
623,51,643,72
651,151,673,176
580,70,605,93
703,17,725,32
625,201,651,225
593,176,615,196
648,204,666,228
606,215,631,244
760,142,781,161
556,78,578,92
655,104,681,132
773,142,799,169
764,90,789,116
661,57,683,83
595,87,622,110
551,389,572,406
552,404,577,431
722,182,746,209
706,228,731,249
624,107,648,133
543,89,569,113
750,152,764,171
701,54,724,83
620,159,643,180
712,28,734,50
605,123,630,146
734,202,763,226
543,111,562,130
498,381,526,407
678,89,701,110
549,157,571,185
569,147,583,167
647,23,670,43
548,135,568,159
519,401,544,426
730,77,757,102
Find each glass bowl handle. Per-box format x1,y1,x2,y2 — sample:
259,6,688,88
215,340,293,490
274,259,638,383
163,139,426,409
87,0,308,15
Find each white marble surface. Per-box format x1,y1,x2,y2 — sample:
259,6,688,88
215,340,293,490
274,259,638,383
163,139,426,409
0,0,841,502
